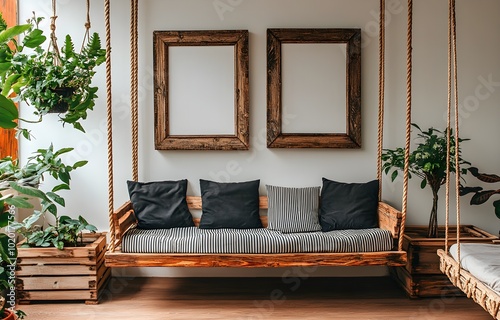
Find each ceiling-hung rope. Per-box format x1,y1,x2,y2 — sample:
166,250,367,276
49,0,61,65
131,0,139,182
398,0,413,251
104,0,115,251
450,0,462,276
376,0,386,201
444,0,453,254
443,0,461,284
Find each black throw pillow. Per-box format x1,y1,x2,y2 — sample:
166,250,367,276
319,178,379,231
199,179,263,229
127,179,194,229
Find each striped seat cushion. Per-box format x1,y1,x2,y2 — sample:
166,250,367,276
122,227,393,253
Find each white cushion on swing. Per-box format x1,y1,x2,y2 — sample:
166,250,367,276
450,243,500,292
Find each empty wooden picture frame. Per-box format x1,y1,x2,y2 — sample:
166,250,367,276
154,30,249,150
267,28,361,148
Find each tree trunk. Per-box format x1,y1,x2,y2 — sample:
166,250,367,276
427,188,439,238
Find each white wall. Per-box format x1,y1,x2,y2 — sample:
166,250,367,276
17,0,500,277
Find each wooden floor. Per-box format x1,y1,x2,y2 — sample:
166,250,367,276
19,276,491,320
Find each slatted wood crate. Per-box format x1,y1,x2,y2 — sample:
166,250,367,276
16,232,110,304
390,225,497,298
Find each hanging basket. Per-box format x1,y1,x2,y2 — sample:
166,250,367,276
47,87,76,114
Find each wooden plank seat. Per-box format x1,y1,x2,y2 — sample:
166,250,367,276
105,197,407,268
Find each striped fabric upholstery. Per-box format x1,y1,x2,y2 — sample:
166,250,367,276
121,227,393,253
266,185,322,233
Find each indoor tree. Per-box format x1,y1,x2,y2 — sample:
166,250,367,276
382,123,470,238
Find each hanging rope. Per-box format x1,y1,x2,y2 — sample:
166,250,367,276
450,0,462,274
376,0,386,201
399,0,413,251
445,0,453,254
131,0,139,182
80,0,92,52
49,0,61,65
104,0,116,251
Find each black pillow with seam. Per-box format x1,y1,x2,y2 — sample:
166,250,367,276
127,179,194,229
319,178,379,231
199,179,262,229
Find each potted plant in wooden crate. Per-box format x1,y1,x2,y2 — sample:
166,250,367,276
0,10,109,307
382,124,497,298
10,212,110,304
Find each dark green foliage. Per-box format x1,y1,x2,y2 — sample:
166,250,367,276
10,211,97,249
461,167,500,219
0,144,87,217
0,13,105,132
381,123,471,237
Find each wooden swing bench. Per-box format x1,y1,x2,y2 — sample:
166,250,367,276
104,196,407,268
103,0,409,269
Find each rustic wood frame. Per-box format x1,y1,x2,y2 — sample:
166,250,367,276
267,28,362,148
154,30,249,150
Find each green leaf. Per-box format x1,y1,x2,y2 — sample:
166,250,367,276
63,34,75,59
54,147,74,157
420,179,427,189
494,200,500,220
391,170,398,182
22,28,46,48
0,24,31,43
58,170,70,185
1,73,21,96
72,160,88,169
0,211,12,228
470,190,500,205
5,196,34,209
40,200,57,216
0,95,18,129
46,192,65,207
0,234,14,264
72,122,85,132
52,183,70,192
9,182,49,201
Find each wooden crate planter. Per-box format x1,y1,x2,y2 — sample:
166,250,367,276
16,232,111,304
390,225,497,298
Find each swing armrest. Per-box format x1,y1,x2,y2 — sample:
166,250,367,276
112,201,137,246
378,202,402,239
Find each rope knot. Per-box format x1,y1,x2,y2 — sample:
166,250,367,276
85,22,91,29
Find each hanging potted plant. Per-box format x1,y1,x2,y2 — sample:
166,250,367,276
0,13,106,133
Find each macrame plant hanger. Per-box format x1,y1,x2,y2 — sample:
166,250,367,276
49,0,93,64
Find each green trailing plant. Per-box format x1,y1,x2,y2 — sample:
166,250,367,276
461,167,500,219
0,13,106,132
381,123,471,238
0,144,88,216
11,211,97,249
